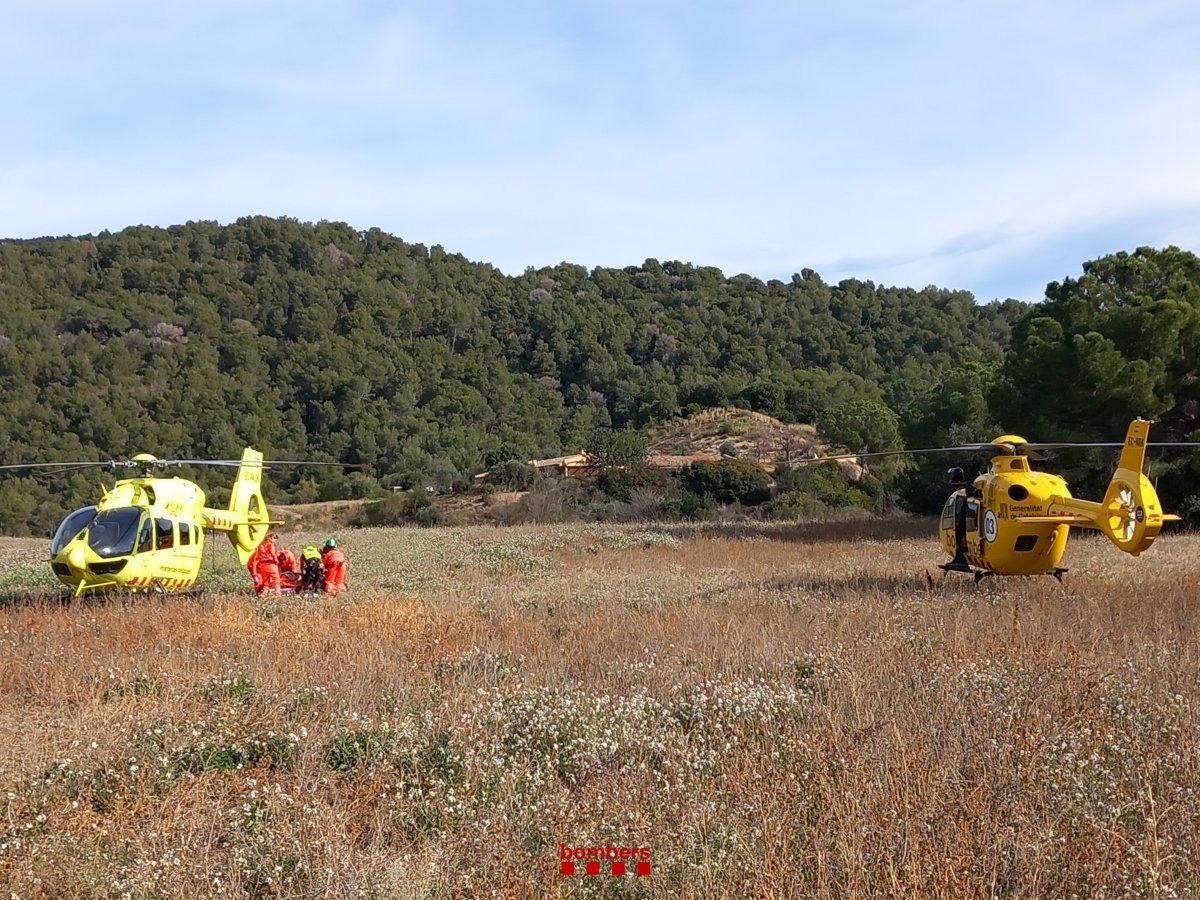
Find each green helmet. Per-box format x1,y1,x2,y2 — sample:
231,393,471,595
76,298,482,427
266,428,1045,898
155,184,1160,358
323,538,337,550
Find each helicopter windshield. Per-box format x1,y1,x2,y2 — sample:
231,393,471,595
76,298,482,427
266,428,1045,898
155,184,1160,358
50,506,97,557
87,508,145,558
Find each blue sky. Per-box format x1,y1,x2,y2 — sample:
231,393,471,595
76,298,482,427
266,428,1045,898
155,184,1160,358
2,0,1198,303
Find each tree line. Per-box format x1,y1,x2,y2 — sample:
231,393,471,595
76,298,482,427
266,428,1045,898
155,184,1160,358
0,216,1196,533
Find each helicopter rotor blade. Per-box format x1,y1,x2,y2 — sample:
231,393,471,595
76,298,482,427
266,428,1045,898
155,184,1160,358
789,443,1020,466
42,463,117,480
166,459,367,469
1,458,366,474
1020,441,1200,452
799,439,1200,467
0,460,112,472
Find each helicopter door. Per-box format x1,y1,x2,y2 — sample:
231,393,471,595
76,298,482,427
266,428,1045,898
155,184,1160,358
964,498,983,558
953,495,967,551
136,517,154,554
964,499,980,535
172,519,203,563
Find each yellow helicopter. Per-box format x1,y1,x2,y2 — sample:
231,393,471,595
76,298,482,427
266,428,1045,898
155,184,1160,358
818,418,1196,581
1,448,323,596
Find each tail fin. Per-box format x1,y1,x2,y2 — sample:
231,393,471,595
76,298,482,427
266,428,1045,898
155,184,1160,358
203,448,270,566
1097,419,1179,556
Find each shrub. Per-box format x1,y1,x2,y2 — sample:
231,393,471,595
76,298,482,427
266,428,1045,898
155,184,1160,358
351,490,433,527
597,465,671,502
678,459,771,506
718,441,740,458
588,427,648,469
327,730,390,773
482,442,524,468
488,459,535,490
737,380,786,414
775,462,871,509
414,505,443,528
759,490,824,520
521,477,584,523
662,489,716,520
627,487,667,520
344,472,382,499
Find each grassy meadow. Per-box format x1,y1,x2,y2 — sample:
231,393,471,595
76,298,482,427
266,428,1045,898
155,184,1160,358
1,519,1198,898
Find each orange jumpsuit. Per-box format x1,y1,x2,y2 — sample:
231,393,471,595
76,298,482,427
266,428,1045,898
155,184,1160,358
247,538,281,595
322,548,348,594
278,547,299,590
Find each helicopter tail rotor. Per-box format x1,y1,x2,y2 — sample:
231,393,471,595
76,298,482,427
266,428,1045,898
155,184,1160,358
1096,419,1179,556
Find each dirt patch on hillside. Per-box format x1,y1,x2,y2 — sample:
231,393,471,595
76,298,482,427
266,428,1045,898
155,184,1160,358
272,498,369,530
649,406,861,477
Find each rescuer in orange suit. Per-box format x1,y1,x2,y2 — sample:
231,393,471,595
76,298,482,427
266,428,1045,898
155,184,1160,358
321,538,347,594
277,544,300,591
247,532,282,595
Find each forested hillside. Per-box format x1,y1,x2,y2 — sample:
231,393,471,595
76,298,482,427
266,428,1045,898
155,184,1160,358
1,217,1198,534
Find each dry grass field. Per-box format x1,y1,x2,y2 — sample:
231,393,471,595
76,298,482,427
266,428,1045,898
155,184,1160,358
1,519,1198,899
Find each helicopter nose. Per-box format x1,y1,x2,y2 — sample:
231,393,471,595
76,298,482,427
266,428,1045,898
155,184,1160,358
67,545,87,575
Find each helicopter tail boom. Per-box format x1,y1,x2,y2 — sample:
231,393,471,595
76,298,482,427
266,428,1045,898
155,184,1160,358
201,448,270,566
1030,419,1178,556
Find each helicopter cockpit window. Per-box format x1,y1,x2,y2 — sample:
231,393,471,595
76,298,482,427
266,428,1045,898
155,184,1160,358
51,506,97,557
155,518,174,550
88,508,145,558
179,521,191,546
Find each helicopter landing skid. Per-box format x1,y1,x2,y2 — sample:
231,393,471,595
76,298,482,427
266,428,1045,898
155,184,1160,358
938,560,993,583
148,580,205,599
1048,567,1068,583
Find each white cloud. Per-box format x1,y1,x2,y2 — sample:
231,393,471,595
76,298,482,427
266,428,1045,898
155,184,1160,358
2,0,1198,300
